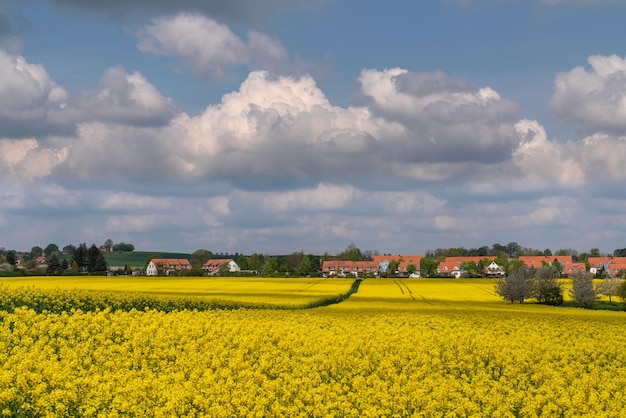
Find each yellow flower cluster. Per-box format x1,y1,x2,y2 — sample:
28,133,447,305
1,279,625,416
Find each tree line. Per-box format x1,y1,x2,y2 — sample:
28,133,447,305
495,265,625,309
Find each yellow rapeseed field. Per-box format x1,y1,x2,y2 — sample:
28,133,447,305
1,277,625,417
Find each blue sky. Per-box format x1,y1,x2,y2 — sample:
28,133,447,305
2,0,626,256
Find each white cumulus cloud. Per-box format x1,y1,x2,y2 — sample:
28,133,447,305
137,13,289,79
551,54,626,134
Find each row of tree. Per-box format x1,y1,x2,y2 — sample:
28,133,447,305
495,265,625,308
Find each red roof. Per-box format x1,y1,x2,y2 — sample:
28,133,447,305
151,258,192,270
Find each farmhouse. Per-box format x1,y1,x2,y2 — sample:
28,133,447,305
203,259,241,275
146,258,192,276
437,256,501,278
437,261,462,278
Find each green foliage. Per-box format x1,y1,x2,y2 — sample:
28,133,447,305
247,253,264,272
297,255,312,276
406,264,417,276
190,249,212,268
420,258,438,278
337,244,363,261
387,259,400,278
44,243,59,257
263,257,280,275
112,242,135,252
72,243,88,270
46,253,61,275
6,250,16,266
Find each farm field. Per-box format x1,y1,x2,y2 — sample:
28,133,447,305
0,276,354,307
1,277,626,416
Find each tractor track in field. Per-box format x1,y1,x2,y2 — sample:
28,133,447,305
394,279,416,301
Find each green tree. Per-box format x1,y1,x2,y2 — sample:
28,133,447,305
248,253,263,272
29,246,44,260
87,244,101,273
406,264,417,277
286,252,303,273
387,259,400,277
337,244,363,261
46,253,61,275
44,243,59,257
190,249,212,268
63,244,76,254
495,266,532,303
6,250,16,266
507,259,525,274
531,266,564,306
420,258,438,278
461,261,478,276
73,243,88,271
569,270,597,309
112,242,135,252
297,255,312,276
237,256,249,270
60,259,69,272
94,253,108,273
263,257,280,276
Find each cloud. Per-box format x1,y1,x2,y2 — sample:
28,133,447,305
551,54,626,134
357,68,519,166
0,49,68,137
512,119,585,188
66,66,180,126
137,13,289,79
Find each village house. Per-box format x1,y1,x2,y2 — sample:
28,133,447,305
437,256,500,278
202,259,241,275
373,255,423,276
322,255,423,277
321,260,379,277
146,258,192,276
588,257,626,276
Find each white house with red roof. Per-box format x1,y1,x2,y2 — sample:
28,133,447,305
146,258,192,276
203,259,241,275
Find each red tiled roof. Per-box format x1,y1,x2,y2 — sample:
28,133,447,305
151,258,192,270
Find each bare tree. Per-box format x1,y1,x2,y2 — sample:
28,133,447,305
569,270,597,308
531,265,564,305
596,276,622,303
495,266,532,303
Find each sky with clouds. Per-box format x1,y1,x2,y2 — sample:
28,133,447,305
1,0,626,255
